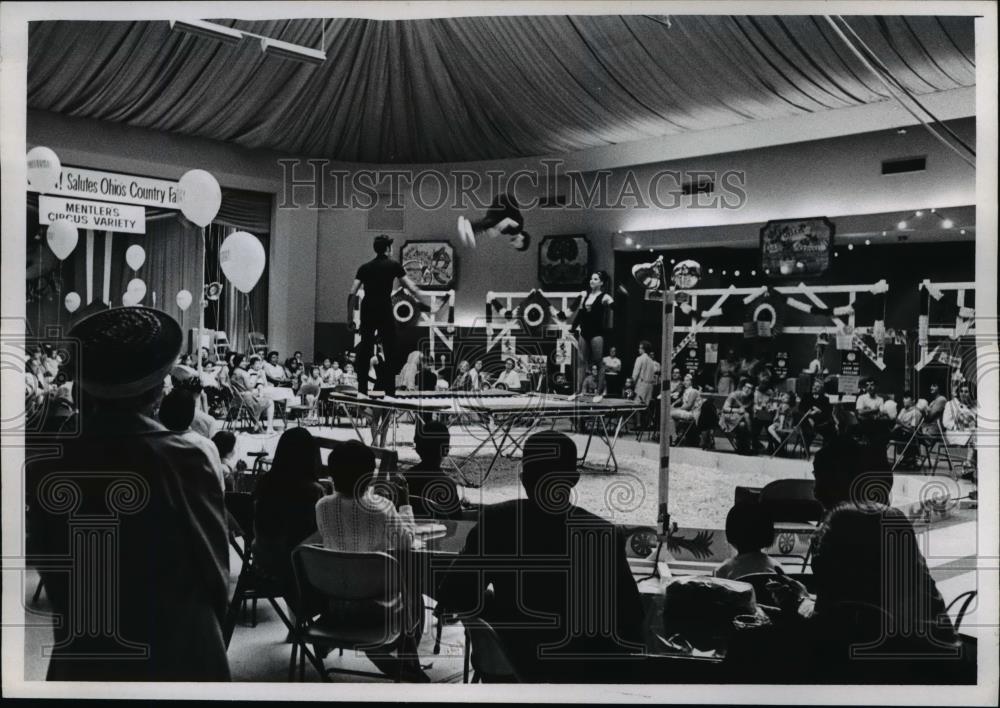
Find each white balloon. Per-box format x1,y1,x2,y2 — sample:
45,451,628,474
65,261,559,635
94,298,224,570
64,291,81,313
125,244,146,270
176,289,193,311
177,169,222,227
219,231,266,293
122,290,139,307
46,220,78,261
27,146,61,194
126,278,146,303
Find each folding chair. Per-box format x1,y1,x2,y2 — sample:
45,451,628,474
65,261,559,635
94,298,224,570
289,545,417,682
223,492,296,649
928,420,970,478
889,425,930,471
758,479,824,571
247,331,268,357
223,386,257,432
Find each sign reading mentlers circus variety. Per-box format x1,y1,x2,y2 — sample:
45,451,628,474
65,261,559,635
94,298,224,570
39,195,146,234
760,217,834,278
28,165,180,209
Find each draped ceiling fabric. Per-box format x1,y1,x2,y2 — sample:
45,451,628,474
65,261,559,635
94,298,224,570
28,15,974,164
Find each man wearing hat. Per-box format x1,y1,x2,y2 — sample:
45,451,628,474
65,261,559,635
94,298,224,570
348,234,430,396
28,307,230,681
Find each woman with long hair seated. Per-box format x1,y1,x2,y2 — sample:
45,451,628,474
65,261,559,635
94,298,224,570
252,428,325,598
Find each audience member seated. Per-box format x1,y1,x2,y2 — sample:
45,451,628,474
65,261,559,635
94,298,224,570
298,365,324,406
450,359,476,391
751,368,778,452
891,391,924,469
212,430,238,492
853,378,892,456
399,351,423,390
436,431,645,683
761,436,959,682
158,387,227,490
264,350,291,386
667,366,683,405
766,392,798,454
319,357,342,386
494,357,523,391
716,348,740,396
404,421,466,519
340,362,359,390
921,381,949,432
622,377,636,401
943,381,978,476
230,354,275,434
473,360,491,389
722,378,755,454
176,377,217,437
253,428,324,600
315,440,426,682
28,307,230,681
800,378,836,449
551,371,573,396
671,372,708,445
715,501,784,580
413,356,438,391
577,363,605,398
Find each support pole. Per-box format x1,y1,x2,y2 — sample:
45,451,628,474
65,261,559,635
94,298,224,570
197,226,206,374
658,277,675,537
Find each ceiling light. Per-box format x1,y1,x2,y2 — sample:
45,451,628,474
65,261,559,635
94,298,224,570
941,219,954,229
635,244,642,249
864,239,871,245
847,243,854,251
260,37,326,64
733,270,740,277
896,128,907,135
721,270,727,275
751,270,756,276
624,237,633,245
834,251,839,258
169,19,243,44
915,210,923,217
930,208,936,213
960,229,966,235
708,268,714,274
897,221,908,230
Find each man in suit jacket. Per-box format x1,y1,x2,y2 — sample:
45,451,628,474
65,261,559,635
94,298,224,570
436,431,645,682
28,307,230,681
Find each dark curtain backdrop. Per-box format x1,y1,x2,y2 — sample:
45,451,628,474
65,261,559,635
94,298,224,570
26,189,271,352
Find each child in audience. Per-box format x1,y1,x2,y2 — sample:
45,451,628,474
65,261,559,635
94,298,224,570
715,502,783,580
622,377,635,401
211,430,238,492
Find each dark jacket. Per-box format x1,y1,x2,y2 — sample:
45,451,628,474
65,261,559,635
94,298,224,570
28,411,230,681
437,499,645,682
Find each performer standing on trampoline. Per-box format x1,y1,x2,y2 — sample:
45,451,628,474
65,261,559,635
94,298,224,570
348,235,430,396
571,271,613,402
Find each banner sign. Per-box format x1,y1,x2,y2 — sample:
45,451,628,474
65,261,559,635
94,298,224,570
39,195,146,234
30,165,179,209
682,345,700,375
760,217,834,278
772,351,789,380
704,342,718,364
841,350,860,376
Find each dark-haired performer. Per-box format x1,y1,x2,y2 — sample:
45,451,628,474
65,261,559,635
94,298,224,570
348,235,429,396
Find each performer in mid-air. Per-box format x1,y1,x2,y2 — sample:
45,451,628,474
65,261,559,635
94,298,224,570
348,235,430,396
457,193,532,251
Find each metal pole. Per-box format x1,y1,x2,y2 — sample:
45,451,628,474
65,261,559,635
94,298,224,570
197,226,206,374
658,272,675,536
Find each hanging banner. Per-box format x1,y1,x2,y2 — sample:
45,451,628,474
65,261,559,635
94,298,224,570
772,351,789,380
501,335,516,359
39,195,146,234
760,217,834,278
29,165,179,209
682,345,700,376
841,350,860,377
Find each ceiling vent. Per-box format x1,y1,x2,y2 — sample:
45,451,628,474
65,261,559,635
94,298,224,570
882,156,926,175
